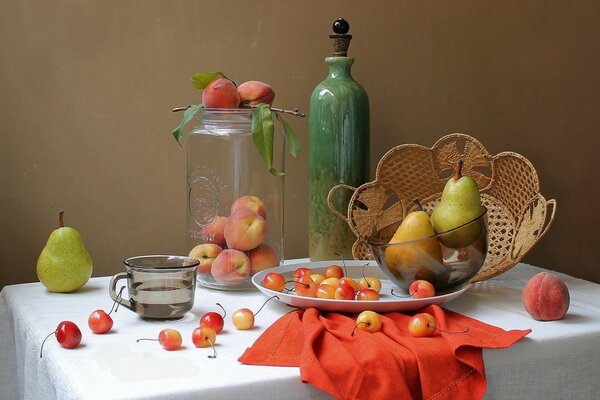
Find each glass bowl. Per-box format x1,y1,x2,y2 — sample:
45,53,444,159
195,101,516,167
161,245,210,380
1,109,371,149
367,210,488,292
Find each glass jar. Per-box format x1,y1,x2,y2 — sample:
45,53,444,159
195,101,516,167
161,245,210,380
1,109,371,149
186,109,284,290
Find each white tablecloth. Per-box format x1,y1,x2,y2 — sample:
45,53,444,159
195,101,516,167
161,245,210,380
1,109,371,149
1,262,599,400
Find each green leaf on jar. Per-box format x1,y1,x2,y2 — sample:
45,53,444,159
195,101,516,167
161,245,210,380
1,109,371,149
191,72,225,89
275,112,300,157
172,104,202,145
252,104,284,176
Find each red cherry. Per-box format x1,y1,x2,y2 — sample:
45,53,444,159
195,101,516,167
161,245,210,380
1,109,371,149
200,312,224,333
40,321,82,358
137,328,182,350
324,265,344,279
408,313,437,337
158,329,182,350
356,288,380,301
200,303,226,333
408,312,469,337
293,267,313,281
192,327,217,358
88,310,113,334
262,272,286,292
408,280,436,298
295,275,317,297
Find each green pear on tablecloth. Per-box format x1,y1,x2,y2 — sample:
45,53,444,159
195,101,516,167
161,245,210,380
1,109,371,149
36,211,93,293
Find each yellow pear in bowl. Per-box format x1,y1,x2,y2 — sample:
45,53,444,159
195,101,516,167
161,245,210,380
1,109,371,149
384,202,444,282
36,211,93,293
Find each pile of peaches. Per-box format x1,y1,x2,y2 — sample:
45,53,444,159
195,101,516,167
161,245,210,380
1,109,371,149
261,264,436,301
189,195,280,286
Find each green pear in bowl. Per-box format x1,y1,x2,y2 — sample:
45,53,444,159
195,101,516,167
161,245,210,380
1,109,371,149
431,160,485,248
37,211,93,293
384,201,444,282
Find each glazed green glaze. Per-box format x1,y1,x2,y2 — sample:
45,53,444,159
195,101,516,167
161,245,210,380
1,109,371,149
308,57,370,260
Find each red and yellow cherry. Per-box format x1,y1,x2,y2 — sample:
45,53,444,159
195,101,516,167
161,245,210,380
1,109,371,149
295,275,317,297
324,265,344,279
358,264,382,293
40,321,82,358
293,267,313,281
316,283,336,299
358,276,382,293
408,312,469,337
88,286,124,334
409,280,435,298
231,308,255,330
352,311,383,335
334,284,355,300
356,288,381,301
192,326,217,358
200,303,226,333
137,328,182,350
88,310,113,334
192,326,217,348
338,277,359,292
309,273,326,285
262,272,286,292
232,295,279,330
321,277,339,288
408,312,437,337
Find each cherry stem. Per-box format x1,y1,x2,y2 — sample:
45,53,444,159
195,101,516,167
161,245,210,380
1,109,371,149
215,303,226,318
58,211,65,228
390,288,417,298
253,295,280,317
207,338,217,359
334,252,348,276
136,338,159,343
40,331,56,358
351,322,369,337
361,263,371,288
108,286,125,315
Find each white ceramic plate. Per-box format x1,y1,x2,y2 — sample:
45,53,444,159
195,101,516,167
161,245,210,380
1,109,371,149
251,260,470,313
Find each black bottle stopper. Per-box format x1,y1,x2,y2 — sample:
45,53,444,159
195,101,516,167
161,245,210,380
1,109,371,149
330,18,352,57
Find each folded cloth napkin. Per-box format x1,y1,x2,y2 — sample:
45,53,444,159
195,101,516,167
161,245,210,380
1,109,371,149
239,305,530,400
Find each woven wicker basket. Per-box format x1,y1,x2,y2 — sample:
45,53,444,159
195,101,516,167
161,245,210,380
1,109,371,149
327,133,557,283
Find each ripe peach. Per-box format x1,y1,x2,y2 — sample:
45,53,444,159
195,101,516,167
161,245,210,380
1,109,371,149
202,77,240,109
237,80,275,106
210,249,251,286
200,216,228,247
230,195,267,220
247,243,280,275
188,243,223,274
522,272,570,321
224,209,266,251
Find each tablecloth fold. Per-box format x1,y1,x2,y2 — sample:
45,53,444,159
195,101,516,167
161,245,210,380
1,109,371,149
239,305,530,400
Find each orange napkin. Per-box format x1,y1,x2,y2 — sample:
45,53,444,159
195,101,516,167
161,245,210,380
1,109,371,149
239,305,530,400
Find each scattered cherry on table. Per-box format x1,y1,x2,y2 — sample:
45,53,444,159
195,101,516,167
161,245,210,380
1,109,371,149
40,321,82,358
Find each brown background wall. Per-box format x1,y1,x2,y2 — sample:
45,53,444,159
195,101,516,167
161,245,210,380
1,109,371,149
1,1,599,289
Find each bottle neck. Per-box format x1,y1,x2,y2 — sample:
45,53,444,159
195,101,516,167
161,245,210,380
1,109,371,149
325,57,355,80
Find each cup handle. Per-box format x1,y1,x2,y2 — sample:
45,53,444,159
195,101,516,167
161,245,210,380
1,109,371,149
109,272,134,312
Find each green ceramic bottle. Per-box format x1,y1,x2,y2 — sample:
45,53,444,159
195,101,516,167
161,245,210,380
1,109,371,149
308,18,370,261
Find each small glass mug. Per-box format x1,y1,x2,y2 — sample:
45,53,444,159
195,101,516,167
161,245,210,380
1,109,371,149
108,255,199,320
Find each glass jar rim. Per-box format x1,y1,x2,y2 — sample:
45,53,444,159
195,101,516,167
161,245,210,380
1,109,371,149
123,255,199,270
201,108,253,115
